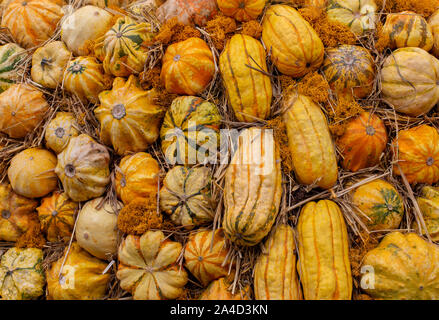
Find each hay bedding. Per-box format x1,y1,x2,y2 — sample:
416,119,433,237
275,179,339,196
0,0,438,300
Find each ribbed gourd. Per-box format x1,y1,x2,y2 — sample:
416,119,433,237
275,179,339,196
219,34,272,122
223,127,282,246
45,112,80,154
217,0,265,22
297,200,352,300
414,186,439,241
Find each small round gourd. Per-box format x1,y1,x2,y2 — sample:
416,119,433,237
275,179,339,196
45,112,80,154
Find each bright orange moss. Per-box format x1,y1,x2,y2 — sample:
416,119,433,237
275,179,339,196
204,14,237,51
297,71,330,104
375,22,388,52
16,216,46,249
376,0,439,17
241,20,262,39
154,17,201,45
140,66,163,89
327,96,364,137
265,117,294,174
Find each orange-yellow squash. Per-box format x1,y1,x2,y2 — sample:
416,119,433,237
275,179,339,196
219,34,272,122
297,200,352,300
337,112,387,172
283,94,338,189
55,134,111,202
223,127,282,246
392,124,439,185
45,112,80,154
115,152,160,205
95,75,165,155
361,232,439,299
217,0,265,22
8,148,58,198
0,84,49,139
199,277,252,300
0,183,38,242
184,229,232,286
37,191,77,242
262,5,324,77
429,9,439,57
161,37,215,95
46,242,110,300
254,224,302,300
413,186,439,241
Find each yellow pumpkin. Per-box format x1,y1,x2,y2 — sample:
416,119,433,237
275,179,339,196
117,230,188,300
0,43,26,93
283,94,338,190
115,152,160,205
8,148,58,198
0,183,38,242
199,277,252,300
31,41,71,89
160,166,215,229
219,34,272,122
392,125,439,185
217,0,265,22
161,37,215,96
223,127,282,246
64,56,112,104
0,247,45,300
361,232,439,300
129,0,164,14
351,179,404,230
297,200,352,300
262,5,324,77
429,9,439,57
37,191,77,242
46,242,110,300
184,229,232,286
326,0,377,35
94,16,155,77
254,224,302,300
380,47,439,116
55,134,111,202
45,112,80,154
1,0,64,49
95,76,165,155
61,5,114,56
414,186,439,241
381,11,433,51
0,84,49,139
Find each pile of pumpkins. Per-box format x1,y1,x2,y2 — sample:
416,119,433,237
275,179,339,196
0,0,439,300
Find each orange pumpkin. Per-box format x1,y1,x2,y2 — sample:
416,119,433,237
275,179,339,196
199,277,252,300
0,183,38,242
217,0,265,22
156,0,217,26
64,56,112,104
161,37,215,96
337,112,387,172
37,191,77,242
0,84,49,139
8,148,58,198
1,0,64,49
184,229,232,286
392,125,439,185
95,76,165,155
115,152,160,205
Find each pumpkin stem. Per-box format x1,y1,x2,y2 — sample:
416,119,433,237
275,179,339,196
1,210,11,219
427,157,435,166
366,126,375,136
65,164,76,178
55,127,65,139
112,104,126,120
41,58,52,70
239,1,245,8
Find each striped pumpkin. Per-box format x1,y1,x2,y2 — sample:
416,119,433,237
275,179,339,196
115,152,160,205
95,76,165,155
0,84,49,139
414,186,439,241
45,112,80,154
223,127,282,246
262,5,324,77
160,166,215,229
0,183,38,242
297,200,352,300
380,47,439,116
351,179,404,230
161,37,215,96
94,16,155,77
337,112,387,172
254,224,302,300
0,43,25,93
37,191,77,242
219,34,272,122
217,0,265,22
322,45,375,99
1,0,64,49
326,0,377,35
382,11,433,51
64,56,112,104
199,277,252,300
283,94,338,189
160,96,222,166
392,125,439,185
184,229,231,286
